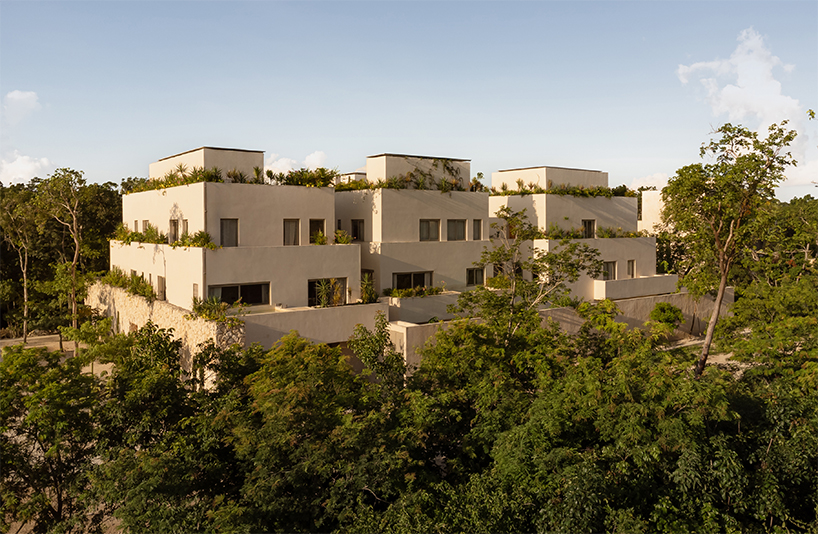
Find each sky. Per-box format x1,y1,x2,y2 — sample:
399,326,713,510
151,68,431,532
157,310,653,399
1,1,816,200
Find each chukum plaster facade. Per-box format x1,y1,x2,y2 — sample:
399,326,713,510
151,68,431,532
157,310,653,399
96,147,707,371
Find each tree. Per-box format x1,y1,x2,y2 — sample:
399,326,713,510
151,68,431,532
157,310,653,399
36,169,86,329
662,121,797,377
0,184,38,340
452,207,601,348
0,345,101,533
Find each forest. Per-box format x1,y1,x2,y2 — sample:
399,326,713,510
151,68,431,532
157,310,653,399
2,122,818,533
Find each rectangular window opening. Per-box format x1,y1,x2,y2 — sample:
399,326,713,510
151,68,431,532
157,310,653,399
447,219,466,241
307,278,347,307
351,219,364,241
309,219,325,243
602,261,616,281
472,219,482,240
467,267,484,286
284,219,300,246
627,260,636,279
208,283,270,306
393,271,432,290
221,218,238,247
582,219,596,239
420,219,440,242
169,219,179,243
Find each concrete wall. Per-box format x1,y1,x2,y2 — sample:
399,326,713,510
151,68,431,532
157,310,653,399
205,183,336,247
366,154,471,189
492,166,608,190
242,302,389,348
539,288,734,340
86,282,244,375
379,190,488,243
638,190,664,234
123,182,206,235
110,241,205,310
388,320,454,374
204,244,362,307
376,241,486,293
387,292,460,324
335,190,381,241
594,274,678,300
489,194,637,233
149,147,264,180
534,237,659,301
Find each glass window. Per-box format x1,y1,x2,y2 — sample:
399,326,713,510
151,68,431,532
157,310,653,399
142,220,149,232
447,220,466,241
284,219,299,246
602,261,616,281
309,219,325,243
308,278,347,307
221,218,238,247
182,219,189,236
351,219,364,241
467,267,484,286
208,283,269,306
582,219,596,239
168,219,179,243
393,272,431,290
472,219,482,240
420,219,440,241
627,260,636,278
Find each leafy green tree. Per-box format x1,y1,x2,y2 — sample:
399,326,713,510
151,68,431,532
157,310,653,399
349,310,406,390
662,121,797,377
0,184,38,340
0,345,102,533
452,207,601,347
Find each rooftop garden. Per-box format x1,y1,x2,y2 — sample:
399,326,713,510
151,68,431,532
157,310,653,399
336,159,471,192
490,179,638,198
113,223,217,249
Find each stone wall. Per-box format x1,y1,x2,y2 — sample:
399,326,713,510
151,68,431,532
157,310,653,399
86,282,245,375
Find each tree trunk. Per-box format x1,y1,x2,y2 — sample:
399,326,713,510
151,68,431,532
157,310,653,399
695,271,729,378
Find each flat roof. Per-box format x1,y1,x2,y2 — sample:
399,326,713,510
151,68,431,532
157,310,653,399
496,165,604,173
367,153,470,162
157,146,264,162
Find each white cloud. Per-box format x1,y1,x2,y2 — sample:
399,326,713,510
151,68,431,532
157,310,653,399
630,172,669,190
265,151,329,173
785,158,818,186
0,150,52,185
265,154,298,174
2,90,42,126
677,28,801,128
302,151,327,170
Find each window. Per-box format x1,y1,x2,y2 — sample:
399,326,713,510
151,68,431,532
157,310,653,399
467,267,484,286
182,219,189,236
169,219,179,243
393,271,431,290
420,219,440,241
351,219,364,241
602,261,616,281
627,260,636,278
473,219,482,240
447,219,466,241
134,220,138,232
193,283,198,299
284,219,299,246
221,218,238,247
142,220,149,233
309,219,325,243
337,219,341,231
308,278,347,307
157,276,166,301
209,283,270,305
582,219,596,239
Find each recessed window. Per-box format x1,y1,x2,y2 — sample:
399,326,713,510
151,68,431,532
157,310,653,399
284,219,299,246
351,219,364,241
393,271,431,290
309,219,325,243
142,220,149,233
308,278,347,307
182,219,189,236
221,219,238,247
627,260,636,278
472,219,482,240
157,276,166,301
420,219,440,242
209,283,270,305
582,219,596,239
467,267,484,286
602,261,616,281
447,220,466,241
134,220,138,232
169,219,179,243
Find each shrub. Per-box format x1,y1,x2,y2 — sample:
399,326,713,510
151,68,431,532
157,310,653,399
100,267,156,302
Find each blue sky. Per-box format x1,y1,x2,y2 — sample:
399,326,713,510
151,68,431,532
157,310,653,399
1,1,816,199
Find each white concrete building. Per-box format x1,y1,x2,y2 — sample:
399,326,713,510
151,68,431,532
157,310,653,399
489,166,677,301
111,148,386,350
